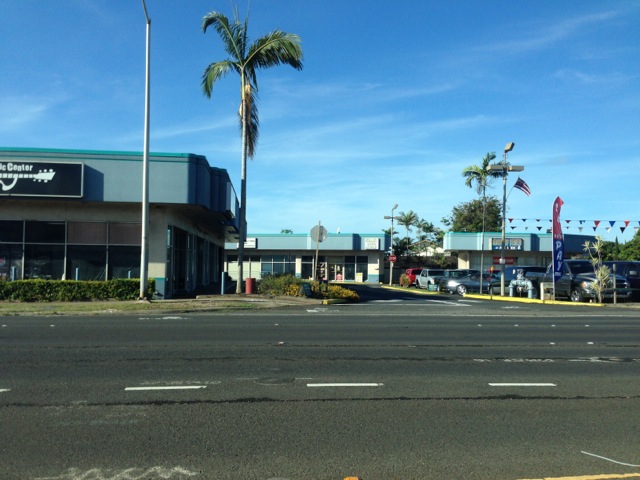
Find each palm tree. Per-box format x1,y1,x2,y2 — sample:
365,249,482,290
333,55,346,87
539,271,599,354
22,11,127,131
462,152,502,196
461,152,502,292
415,218,436,256
396,210,418,256
201,6,303,293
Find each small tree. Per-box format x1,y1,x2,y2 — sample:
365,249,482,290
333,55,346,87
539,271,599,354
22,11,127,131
442,197,501,233
583,236,611,303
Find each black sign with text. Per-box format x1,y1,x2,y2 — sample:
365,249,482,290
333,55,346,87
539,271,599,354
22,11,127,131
0,161,84,197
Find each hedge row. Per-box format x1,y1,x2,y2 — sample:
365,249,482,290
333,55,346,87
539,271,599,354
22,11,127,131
0,279,156,302
257,274,360,301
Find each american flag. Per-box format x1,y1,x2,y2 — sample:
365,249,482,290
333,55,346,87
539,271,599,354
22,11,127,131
514,177,531,196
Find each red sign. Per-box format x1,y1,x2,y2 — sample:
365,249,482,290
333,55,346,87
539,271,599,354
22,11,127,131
493,256,516,265
389,255,397,263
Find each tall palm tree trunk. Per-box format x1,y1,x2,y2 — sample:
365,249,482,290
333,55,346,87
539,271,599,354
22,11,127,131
236,81,248,293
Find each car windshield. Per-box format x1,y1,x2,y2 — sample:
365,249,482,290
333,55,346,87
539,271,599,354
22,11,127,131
569,262,595,274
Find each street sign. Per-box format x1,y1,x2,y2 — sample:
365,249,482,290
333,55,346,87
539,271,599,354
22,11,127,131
389,254,397,262
310,224,327,243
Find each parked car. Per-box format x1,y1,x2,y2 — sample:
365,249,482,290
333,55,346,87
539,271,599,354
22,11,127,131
416,268,446,289
442,268,481,279
488,265,547,296
603,261,640,300
439,271,495,295
541,259,632,302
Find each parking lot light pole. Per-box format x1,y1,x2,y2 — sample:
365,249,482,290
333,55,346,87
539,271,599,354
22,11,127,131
139,0,151,300
488,142,523,296
384,204,399,286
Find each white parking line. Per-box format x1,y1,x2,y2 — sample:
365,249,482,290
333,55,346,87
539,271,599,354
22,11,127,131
489,383,556,387
307,383,383,388
125,386,207,391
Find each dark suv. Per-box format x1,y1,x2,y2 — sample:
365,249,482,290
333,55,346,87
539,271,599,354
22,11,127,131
542,259,632,302
604,261,640,300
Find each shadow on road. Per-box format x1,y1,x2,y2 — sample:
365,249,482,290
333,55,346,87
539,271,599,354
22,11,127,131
343,283,438,303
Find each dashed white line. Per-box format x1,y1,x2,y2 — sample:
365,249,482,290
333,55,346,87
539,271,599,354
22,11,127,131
125,386,207,391
581,450,640,467
0,389,11,393
489,383,556,387
307,383,383,388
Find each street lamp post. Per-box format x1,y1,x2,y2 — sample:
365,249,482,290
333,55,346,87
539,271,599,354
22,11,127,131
488,142,523,297
384,204,399,286
139,0,151,300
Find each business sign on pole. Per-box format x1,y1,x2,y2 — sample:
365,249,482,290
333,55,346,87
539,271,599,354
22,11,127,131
552,197,564,283
0,160,84,197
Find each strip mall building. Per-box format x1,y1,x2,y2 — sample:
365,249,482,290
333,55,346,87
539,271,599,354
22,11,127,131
225,233,389,284
0,147,240,298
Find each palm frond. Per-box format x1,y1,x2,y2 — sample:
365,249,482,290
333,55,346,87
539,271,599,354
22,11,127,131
247,31,304,72
202,11,245,62
201,60,235,97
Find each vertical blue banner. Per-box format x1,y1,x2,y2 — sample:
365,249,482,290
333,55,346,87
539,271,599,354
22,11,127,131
552,197,564,283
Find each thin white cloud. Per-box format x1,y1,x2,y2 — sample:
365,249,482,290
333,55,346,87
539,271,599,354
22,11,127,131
0,94,65,132
553,68,633,86
477,10,621,54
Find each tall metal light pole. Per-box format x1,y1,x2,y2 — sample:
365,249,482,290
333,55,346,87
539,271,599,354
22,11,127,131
384,204,399,286
488,142,523,296
139,0,151,300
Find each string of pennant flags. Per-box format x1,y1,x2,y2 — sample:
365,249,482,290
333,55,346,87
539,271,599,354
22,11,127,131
506,218,640,235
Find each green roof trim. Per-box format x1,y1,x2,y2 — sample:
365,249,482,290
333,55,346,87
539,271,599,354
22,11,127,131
0,146,200,159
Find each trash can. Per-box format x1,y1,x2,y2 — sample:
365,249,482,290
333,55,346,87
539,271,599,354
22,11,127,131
245,278,256,294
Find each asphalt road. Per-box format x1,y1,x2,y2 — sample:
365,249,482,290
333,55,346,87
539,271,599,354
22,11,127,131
1,286,639,480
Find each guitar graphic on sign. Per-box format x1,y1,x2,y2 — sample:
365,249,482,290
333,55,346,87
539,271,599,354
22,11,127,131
0,169,56,191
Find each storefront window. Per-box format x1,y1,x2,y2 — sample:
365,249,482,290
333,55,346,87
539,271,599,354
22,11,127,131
0,244,23,281
24,245,64,280
109,246,141,279
109,223,141,245
67,245,107,280
356,255,368,282
0,221,23,243
25,221,65,243
261,254,296,277
68,222,107,244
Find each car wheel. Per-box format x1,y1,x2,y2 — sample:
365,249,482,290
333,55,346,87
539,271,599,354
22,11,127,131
570,288,584,302
456,284,468,295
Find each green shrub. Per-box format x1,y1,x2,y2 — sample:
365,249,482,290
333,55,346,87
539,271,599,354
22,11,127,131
0,278,155,302
257,274,304,296
257,274,359,302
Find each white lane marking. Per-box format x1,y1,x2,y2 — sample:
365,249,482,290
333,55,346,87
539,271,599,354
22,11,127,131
125,386,207,391
0,389,11,393
489,383,556,387
307,383,383,388
34,466,199,479
581,450,640,467
425,299,471,306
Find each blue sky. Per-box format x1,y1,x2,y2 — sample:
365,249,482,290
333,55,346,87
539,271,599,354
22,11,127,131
2,1,639,242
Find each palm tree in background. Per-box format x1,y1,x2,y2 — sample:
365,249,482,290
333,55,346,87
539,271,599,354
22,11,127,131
201,6,303,293
462,152,502,197
396,210,419,256
461,152,502,291
415,218,436,256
